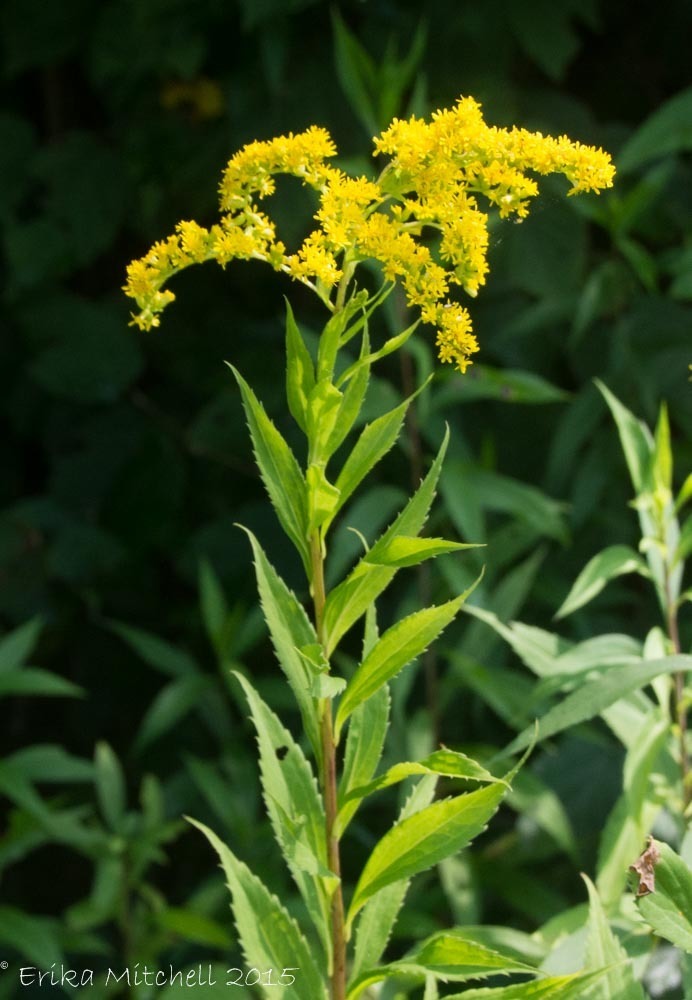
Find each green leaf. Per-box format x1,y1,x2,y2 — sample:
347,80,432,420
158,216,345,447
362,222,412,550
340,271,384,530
583,875,645,999
637,840,692,952
157,908,232,949
336,319,419,390
323,428,449,655
339,684,390,834
443,969,617,999
230,365,309,570
365,535,481,568
346,780,507,931
349,931,537,997
555,545,650,619
136,674,212,750
338,749,500,832
0,617,42,673
5,745,93,783
327,328,371,455
433,365,569,406
240,528,321,758
506,655,692,755
0,668,83,698
0,907,65,969
507,769,578,860
676,472,692,512
306,462,341,534
306,378,343,466
332,393,412,518
596,718,669,906
199,559,229,656
285,300,315,434
618,86,692,172
653,403,673,495
94,742,126,831
595,380,653,495
332,11,379,137
108,621,198,677
233,673,331,960
190,819,327,1000
676,515,692,564
351,776,437,980
335,581,479,737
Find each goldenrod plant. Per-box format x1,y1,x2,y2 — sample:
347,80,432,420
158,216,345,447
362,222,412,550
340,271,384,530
126,98,614,1000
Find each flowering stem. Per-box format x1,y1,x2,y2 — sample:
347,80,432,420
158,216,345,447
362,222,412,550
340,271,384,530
310,532,347,1000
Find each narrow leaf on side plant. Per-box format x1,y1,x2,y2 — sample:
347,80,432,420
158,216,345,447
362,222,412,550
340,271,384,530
0,618,43,673
324,427,449,655
635,839,692,952
230,365,310,572
555,545,650,619
443,968,620,999
505,654,692,755
335,576,481,738
239,527,321,758
583,874,646,999
190,819,327,999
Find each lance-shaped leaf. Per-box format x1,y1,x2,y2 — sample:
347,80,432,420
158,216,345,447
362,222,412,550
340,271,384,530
336,319,419,389
324,428,449,656
326,327,371,456
306,379,343,467
443,969,618,1000
582,876,645,1000
348,930,537,998
335,579,479,739
555,545,650,619
230,366,309,571
346,780,507,931
365,535,481,568
234,673,332,961
285,301,315,434
351,776,437,980
339,684,390,834
338,748,499,834
190,819,327,1000
240,528,320,758
332,393,413,517
505,654,692,755
0,617,42,673
0,670,83,699
636,840,692,952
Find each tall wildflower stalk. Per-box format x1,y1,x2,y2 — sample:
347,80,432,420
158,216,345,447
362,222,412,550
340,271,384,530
126,97,613,1000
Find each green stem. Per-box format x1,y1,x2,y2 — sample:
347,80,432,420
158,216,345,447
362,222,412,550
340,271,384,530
666,577,689,810
311,532,347,1000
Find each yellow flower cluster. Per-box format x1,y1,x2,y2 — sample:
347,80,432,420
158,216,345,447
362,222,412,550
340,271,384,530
125,97,614,370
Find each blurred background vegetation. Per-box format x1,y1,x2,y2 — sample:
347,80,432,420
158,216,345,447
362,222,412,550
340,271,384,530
1,0,691,995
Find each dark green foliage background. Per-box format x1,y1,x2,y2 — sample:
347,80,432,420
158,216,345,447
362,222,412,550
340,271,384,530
1,0,691,991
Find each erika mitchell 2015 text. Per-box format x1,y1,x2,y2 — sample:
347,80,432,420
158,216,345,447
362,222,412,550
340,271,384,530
18,964,299,988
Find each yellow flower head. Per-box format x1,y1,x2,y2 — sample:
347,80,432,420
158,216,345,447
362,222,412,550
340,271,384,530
125,97,614,372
